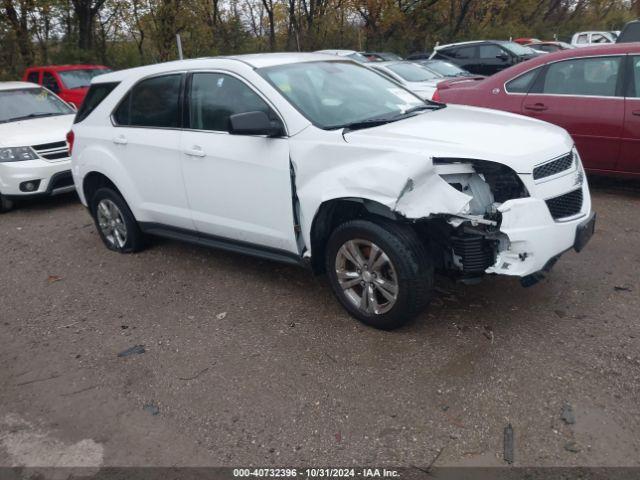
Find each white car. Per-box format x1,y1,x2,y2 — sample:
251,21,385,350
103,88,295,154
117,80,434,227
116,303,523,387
571,31,615,47
314,49,370,63
70,53,595,330
0,82,76,213
368,61,443,100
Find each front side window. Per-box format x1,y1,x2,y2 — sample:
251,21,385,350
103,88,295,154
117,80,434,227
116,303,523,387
114,74,182,128
542,56,622,97
0,88,74,123
479,44,504,59
58,68,111,89
188,73,272,132
42,72,60,93
505,68,541,94
259,61,427,130
577,34,588,44
591,33,611,44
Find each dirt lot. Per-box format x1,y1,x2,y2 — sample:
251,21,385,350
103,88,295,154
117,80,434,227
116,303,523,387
1,179,639,469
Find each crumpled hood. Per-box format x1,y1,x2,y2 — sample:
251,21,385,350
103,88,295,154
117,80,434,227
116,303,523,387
344,104,574,173
0,114,74,148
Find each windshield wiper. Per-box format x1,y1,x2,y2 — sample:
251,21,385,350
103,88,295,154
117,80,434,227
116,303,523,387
4,112,61,123
338,117,397,132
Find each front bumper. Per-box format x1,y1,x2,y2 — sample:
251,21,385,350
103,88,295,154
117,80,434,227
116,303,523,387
0,158,75,198
486,180,593,278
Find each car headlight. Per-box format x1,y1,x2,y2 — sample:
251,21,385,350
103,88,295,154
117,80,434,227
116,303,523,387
0,146,39,162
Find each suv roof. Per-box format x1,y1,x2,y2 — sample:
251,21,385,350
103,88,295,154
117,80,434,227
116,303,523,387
92,53,346,84
617,20,640,43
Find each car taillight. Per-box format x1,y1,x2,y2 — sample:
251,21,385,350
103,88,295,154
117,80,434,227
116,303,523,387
66,130,75,155
432,89,442,102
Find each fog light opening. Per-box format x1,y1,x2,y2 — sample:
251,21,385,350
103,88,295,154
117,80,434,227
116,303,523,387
19,180,41,192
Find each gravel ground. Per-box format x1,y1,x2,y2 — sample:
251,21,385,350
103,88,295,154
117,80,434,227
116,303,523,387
1,178,639,469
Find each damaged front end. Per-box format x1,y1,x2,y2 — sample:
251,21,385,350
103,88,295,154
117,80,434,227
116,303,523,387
409,158,530,283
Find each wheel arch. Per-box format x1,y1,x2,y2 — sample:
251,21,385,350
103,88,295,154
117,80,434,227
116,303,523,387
82,172,123,213
308,197,400,274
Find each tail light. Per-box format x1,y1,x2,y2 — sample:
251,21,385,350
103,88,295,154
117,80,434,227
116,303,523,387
66,130,75,155
432,89,442,102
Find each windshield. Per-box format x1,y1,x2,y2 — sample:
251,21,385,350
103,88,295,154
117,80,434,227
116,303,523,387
499,41,537,56
58,68,111,89
0,87,74,123
386,63,441,82
259,61,429,129
422,60,466,76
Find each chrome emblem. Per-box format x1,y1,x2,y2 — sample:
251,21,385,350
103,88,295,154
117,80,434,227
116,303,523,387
492,88,501,95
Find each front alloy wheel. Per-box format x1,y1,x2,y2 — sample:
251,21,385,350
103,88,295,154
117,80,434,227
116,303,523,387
326,219,434,330
335,239,399,315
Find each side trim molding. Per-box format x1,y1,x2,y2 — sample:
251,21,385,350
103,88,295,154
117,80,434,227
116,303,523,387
139,222,308,268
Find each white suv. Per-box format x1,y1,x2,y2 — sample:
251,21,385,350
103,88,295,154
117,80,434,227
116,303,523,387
70,53,595,329
0,82,76,212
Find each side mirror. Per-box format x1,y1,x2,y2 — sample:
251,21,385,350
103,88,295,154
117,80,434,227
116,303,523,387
229,111,284,137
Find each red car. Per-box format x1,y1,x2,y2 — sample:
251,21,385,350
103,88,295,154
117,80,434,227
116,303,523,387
23,64,111,108
434,43,640,178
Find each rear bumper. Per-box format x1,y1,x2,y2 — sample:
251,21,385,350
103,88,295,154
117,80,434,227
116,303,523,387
0,159,74,198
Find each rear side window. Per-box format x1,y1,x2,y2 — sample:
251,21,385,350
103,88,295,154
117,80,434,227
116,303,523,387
450,46,476,59
43,72,60,93
505,68,541,93
576,34,588,44
114,74,182,128
541,56,622,97
74,82,119,124
630,56,640,98
26,71,39,83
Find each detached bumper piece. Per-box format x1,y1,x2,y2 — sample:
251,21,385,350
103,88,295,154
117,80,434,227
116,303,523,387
452,234,496,278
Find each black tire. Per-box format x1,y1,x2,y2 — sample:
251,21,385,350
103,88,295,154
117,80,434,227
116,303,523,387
325,219,434,330
90,187,145,253
0,194,14,213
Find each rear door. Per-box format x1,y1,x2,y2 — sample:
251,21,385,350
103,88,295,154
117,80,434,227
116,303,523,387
110,73,193,229
522,55,625,171
620,55,640,174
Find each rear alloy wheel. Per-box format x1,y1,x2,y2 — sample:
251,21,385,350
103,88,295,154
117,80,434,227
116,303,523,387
91,187,145,253
326,219,433,330
0,194,14,214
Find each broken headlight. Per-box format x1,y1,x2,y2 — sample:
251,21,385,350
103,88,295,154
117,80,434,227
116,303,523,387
0,146,39,162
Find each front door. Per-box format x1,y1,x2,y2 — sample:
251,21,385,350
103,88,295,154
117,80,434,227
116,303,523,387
522,55,625,172
180,71,298,254
620,55,640,174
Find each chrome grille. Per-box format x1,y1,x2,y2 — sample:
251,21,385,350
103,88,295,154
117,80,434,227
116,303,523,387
533,153,574,180
32,141,69,161
546,188,583,220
